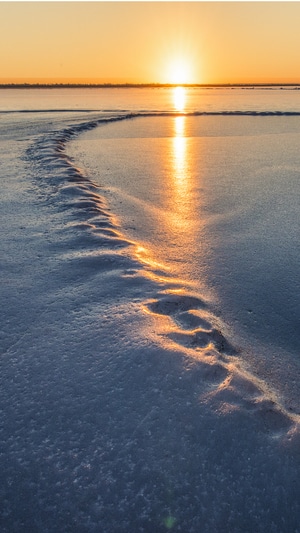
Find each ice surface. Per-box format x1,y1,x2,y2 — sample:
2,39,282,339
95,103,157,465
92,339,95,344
69,114,300,410
1,90,300,532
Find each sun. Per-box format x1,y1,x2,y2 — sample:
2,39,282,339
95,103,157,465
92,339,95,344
167,59,193,85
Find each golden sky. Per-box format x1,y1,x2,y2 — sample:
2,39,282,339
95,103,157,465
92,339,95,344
1,2,300,84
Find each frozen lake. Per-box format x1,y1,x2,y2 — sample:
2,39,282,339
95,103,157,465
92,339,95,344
1,87,300,532
69,113,300,407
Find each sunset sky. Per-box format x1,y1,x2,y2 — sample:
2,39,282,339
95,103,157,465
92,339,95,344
2,2,300,85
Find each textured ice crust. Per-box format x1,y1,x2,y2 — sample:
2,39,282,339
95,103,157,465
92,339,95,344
30,114,299,426
1,112,300,532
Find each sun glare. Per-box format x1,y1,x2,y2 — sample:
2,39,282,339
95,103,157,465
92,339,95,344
167,59,193,85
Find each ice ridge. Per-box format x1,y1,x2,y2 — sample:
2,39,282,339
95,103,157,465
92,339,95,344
27,113,300,442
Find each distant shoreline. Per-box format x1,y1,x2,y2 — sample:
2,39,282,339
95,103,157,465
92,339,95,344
1,83,300,89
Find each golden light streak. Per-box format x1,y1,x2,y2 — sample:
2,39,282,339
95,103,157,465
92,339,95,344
135,245,170,271
173,115,187,191
173,86,186,112
167,114,193,236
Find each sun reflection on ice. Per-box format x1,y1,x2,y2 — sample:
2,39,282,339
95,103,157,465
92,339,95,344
135,245,169,272
173,86,186,112
171,115,192,227
173,115,186,178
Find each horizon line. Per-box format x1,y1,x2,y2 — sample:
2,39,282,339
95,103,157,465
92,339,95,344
1,82,300,89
